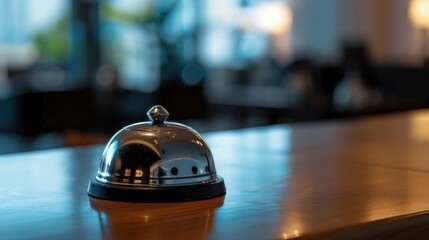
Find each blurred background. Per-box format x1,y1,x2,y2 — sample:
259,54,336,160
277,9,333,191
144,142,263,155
1,0,429,154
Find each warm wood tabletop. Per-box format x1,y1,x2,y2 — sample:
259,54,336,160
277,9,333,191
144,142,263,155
3,110,429,239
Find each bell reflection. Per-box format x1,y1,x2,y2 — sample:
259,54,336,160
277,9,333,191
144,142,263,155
90,196,224,240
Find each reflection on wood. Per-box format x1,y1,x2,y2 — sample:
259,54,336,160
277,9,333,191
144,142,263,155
90,196,224,240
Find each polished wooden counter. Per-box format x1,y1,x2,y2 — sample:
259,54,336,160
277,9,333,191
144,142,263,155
2,110,429,239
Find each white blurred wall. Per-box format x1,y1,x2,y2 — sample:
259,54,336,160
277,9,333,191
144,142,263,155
289,0,423,65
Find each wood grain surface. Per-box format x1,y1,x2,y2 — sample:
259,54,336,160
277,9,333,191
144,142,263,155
2,110,429,239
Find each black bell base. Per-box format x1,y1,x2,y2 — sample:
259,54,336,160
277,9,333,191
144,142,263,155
87,177,226,203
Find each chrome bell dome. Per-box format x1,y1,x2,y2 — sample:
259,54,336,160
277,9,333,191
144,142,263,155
87,105,226,202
